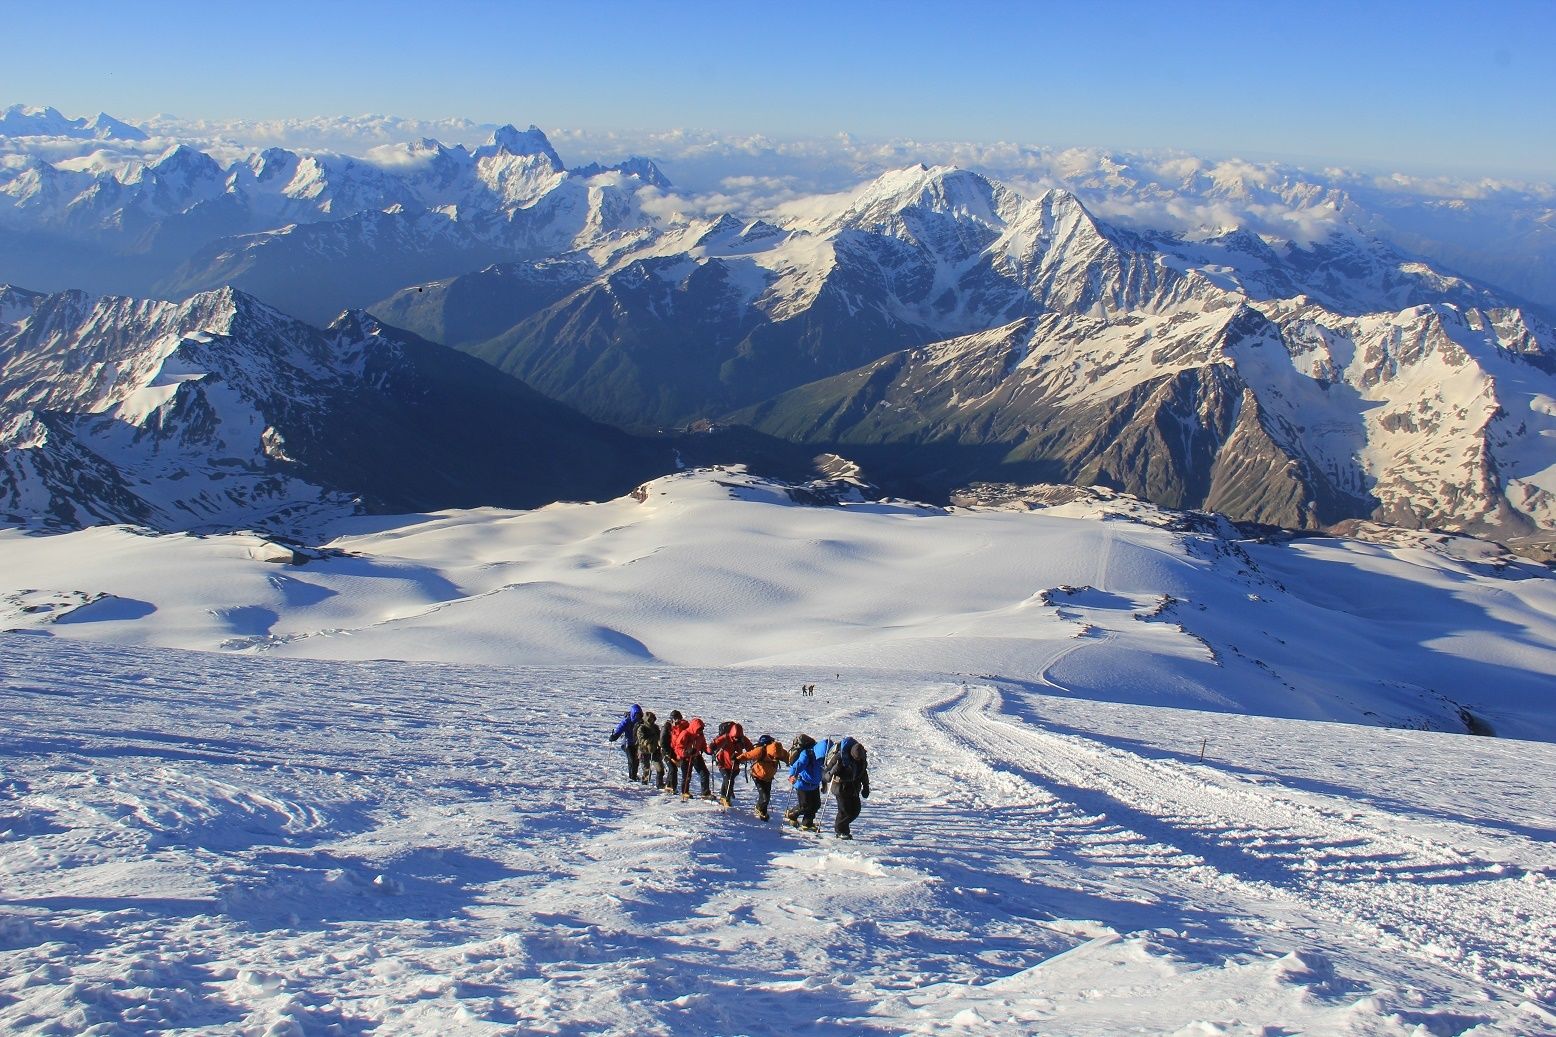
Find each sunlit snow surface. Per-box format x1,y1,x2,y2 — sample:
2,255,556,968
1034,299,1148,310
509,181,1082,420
2,470,1555,1034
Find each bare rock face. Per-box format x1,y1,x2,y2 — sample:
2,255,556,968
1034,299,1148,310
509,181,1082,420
734,281,1556,540
1202,389,1326,530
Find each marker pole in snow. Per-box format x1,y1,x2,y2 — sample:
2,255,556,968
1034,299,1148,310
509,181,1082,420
1200,738,1208,762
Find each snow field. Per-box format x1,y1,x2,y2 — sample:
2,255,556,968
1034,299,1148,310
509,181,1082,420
3,636,1554,1035
1,469,1552,739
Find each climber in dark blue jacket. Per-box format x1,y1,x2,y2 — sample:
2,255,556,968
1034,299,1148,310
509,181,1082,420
608,704,644,782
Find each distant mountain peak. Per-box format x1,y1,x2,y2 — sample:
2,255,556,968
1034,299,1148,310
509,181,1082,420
826,163,1013,233
692,213,786,254
83,111,149,142
327,308,388,339
569,156,671,190
148,143,223,177
0,104,147,141
2,103,62,119
476,124,564,169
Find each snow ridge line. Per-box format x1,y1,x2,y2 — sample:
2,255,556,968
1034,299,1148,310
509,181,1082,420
925,682,1556,1007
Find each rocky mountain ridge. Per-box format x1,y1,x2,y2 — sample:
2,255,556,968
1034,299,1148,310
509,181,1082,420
0,285,670,532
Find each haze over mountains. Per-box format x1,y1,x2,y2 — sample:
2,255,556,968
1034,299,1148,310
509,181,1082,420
2,106,1555,553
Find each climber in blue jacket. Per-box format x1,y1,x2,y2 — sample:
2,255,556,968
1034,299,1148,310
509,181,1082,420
783,733,830,830
608,704,644,782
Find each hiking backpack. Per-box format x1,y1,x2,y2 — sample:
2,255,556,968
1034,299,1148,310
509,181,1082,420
823,736,862,785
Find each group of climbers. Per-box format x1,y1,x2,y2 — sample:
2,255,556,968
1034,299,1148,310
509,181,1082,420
608,704,871,838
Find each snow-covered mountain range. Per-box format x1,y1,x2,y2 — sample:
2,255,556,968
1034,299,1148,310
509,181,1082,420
0,118,672,323
0,285,667,532
3,107,1556,550
396,163,1556,544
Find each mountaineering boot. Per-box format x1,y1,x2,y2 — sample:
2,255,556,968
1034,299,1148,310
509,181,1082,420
784,810,799,827
681,792,691,802
801,822,818,832
837,831,853,840
719,796,731,808
756,808,769,822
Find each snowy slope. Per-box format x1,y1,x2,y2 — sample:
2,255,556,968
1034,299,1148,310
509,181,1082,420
2,469,1554,1034
1,635,1553,1035
1,469,1551,740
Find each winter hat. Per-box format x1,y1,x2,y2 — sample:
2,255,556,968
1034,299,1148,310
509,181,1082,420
757,734,774,746
670,709,684,722
645,711,656,723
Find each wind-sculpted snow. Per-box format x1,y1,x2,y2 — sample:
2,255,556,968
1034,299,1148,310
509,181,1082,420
2,468,1552,741
1,632,1553,1034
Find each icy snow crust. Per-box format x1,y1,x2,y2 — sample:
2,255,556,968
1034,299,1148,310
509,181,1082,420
3,469,1556,1033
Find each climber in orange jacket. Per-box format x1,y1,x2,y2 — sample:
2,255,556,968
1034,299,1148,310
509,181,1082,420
737,734,791,821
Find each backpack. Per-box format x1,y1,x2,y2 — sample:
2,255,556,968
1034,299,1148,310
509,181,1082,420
823,736,862,785
636,719,660,756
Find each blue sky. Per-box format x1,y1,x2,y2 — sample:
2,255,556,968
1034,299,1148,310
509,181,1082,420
5,0,1553,177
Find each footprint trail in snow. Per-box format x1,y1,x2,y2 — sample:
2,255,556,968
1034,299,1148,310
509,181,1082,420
1,636,1554,1035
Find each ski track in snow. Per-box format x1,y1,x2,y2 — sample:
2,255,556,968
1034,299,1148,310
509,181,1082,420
2,635,1555,1035
927,684,1556,1007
